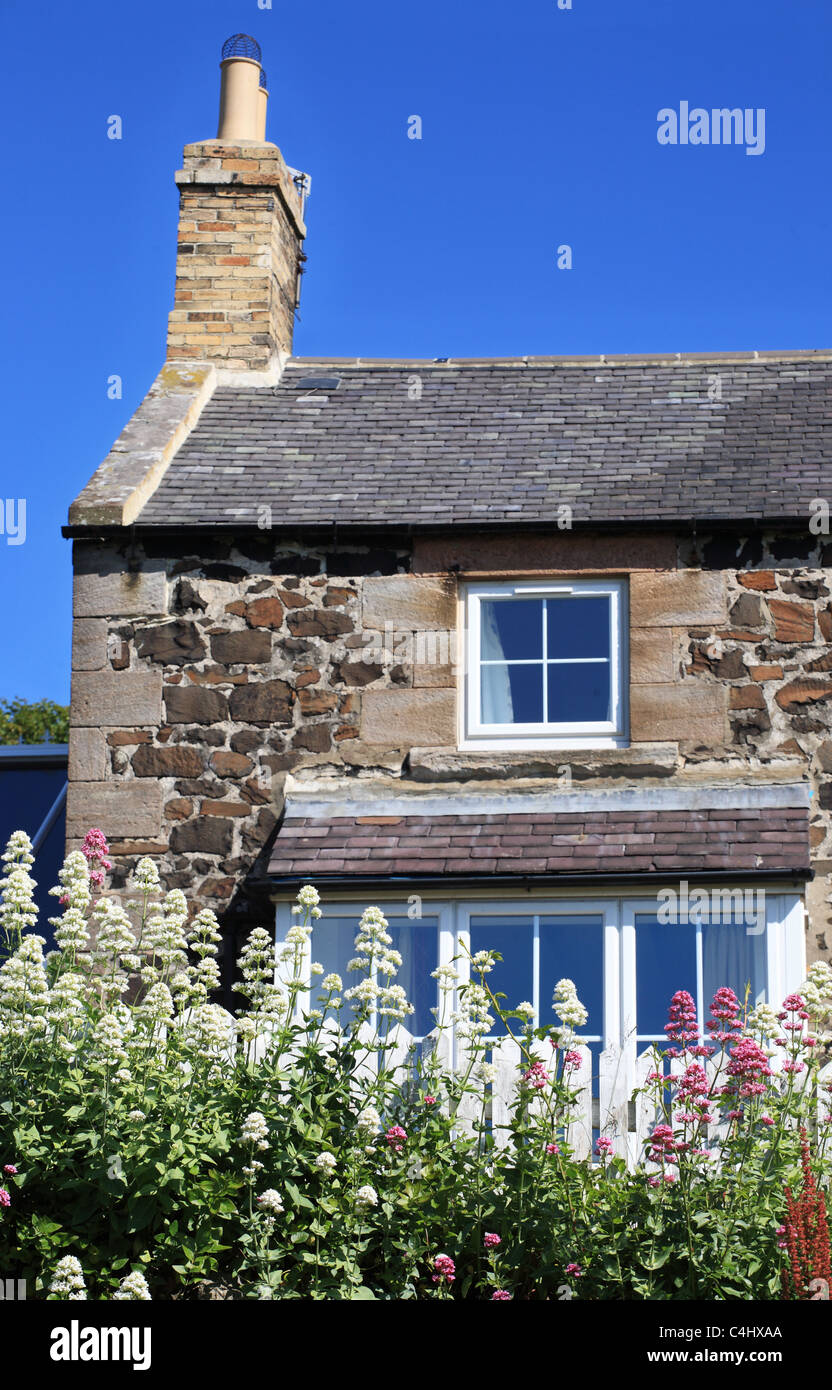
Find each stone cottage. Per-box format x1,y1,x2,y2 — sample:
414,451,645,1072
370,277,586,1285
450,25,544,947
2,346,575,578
66,37,832,1044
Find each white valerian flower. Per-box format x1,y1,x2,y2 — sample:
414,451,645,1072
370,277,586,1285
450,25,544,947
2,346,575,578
49,1255,87,1300
748,1001,781,1043
310,962,324,976
378,984,415,1020
48,851,91,918
132,858,161,894
91,1012,129,1069
1,830,35,867
345,977,381,1011
553,978,588,1032
257,1188,284,1215
127,1110,146,1123
355,1185,378,1211
471,949,497,974
185,1002,236,1054
296,885,320,909
112,1270,151,1300
315,1151,337,1174
477,1061,498,1085
0,862,39,939
322,973,343,993
241,1111,269,1146
356,1105,381,1135
453,983,494,1040
515,1001,535,1020
432,964,459,990
0,935,51,1039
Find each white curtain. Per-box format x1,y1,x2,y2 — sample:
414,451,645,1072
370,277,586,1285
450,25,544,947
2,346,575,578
480,603,514,723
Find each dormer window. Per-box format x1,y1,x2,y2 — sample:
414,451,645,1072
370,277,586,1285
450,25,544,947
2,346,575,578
462,579,628,749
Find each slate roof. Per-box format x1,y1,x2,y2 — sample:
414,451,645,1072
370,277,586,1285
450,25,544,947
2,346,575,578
267,805,811,881
136,353,832,529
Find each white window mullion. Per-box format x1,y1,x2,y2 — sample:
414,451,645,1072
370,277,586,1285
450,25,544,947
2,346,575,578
532,915,541,1024
541,599,548,724
695,919,705,1041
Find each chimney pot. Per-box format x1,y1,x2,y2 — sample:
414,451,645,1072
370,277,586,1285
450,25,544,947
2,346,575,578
217,35,264,143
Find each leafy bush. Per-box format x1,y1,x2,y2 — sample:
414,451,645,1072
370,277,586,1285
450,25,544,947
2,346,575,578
0,828,830,1300
0,696,69,746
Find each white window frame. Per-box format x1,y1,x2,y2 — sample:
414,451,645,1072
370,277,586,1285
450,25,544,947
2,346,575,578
274,889,805,1063
461,578,629,750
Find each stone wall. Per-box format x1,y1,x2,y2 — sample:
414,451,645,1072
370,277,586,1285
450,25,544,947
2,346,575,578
67,528,832,982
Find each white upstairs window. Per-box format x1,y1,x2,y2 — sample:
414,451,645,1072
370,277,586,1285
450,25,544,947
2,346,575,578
462,579,628,749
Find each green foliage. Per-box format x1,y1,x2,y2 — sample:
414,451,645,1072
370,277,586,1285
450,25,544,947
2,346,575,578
0,697,69,746
0,829,830,1300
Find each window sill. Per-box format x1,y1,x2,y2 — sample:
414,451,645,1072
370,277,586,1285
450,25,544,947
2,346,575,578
408,742,680,782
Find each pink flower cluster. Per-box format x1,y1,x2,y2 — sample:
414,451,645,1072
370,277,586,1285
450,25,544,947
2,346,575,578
3,1165,17,1176
491,1289,512,1300
545,1142,561,1156
484,1232,501,1250
565,1262,583,1277
595,1137,614,1157
81,828,113,891
664,990,699,1053
432,1254,455,1285
0,1189,10,1209
562,1050,583,1072
385,1125,407,1152
724,1036,772,1100
706,987,744,1045
521,1060,549,1090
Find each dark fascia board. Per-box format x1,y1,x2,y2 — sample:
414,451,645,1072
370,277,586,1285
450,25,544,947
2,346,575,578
261,866,812,900
62,516,816,541
0,744,69,767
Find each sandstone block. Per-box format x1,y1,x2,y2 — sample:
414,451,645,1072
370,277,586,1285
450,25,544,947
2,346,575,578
229,679,293,724
164,685,229,724
72,619,108,672
361,689,457,747
134,620,207,665
73,566,167,618
630,627,674,684
68,727,106,782
363,576,457,631
210,629,272,664
66,781,163,839
132,745,205,777
630,682,728,744
169,818,234,855
72,672,162,727
210,750,254,777
630,572,727,628
769,599,815,644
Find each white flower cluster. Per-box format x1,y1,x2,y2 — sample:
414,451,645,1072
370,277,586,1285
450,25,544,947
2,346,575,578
0,833,39,942
0,935,50,1040
747,1001,781,1045
355,1184,378,1210
452,982,494,1040
471,949,497,975
241,1111,270,1148
257,1188,284,1215
113,1271,151,1300
315,1151,337,1174
803,961,832,1034
552,978,588,1034
49,1255,87,1300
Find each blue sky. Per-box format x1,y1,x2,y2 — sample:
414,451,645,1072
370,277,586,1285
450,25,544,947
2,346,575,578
1,0,830,707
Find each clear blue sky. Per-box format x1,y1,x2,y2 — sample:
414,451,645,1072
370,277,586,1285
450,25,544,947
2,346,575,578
1,0,830,707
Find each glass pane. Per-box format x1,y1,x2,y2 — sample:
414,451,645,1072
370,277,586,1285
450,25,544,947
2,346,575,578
469,916,533,1034
309,917,358,1011
547,596,610,659
481,598,543,661
702,911,767,1016
481,663,543,724
387,919,440,1038
540,916,604,1038
547,662,611,723
635,914,697,1041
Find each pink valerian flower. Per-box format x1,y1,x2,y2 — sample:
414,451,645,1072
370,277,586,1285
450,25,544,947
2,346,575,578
664,990,699,1049
562,1050,582,1072
705,987,744,1044
521,1060,549,1090
0,1189,10,1208
595,1137,614,1157
647,1176,660,1188
565,1262,583,1277
724,1036,772,1101
647,1124,680,1166
664,1172,677,1183
81,828,113,891
761,1116,775,1126
484,1233,501,1250
385,1125,407,1152
432,1254,455,1285
491,1289,512,1300
782,1060,805,1075
545,1142,560,1156
424,1095,436,1106
3,1165,17,1175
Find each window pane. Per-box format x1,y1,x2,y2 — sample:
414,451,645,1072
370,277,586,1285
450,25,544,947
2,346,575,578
540,916,604,1038
470,916,532,1033
547,596,610,659
547,662,611,723
481,663,543,724
635,914,698,1041
702,913,767,1015
481,598,542,661
310,916,359,1011
387,919,440,1038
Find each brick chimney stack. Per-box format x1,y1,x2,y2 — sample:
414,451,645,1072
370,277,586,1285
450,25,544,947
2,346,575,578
166,35,307,379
